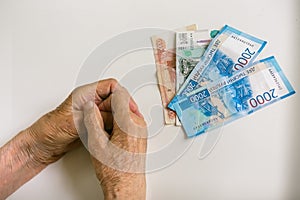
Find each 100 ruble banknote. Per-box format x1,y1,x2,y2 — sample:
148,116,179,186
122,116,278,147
151,24,197,125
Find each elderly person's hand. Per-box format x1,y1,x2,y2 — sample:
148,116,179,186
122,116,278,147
29,78,142,164
83,86,147,200
0,79,142,199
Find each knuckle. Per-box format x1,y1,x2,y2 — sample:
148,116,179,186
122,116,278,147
106,78,119,85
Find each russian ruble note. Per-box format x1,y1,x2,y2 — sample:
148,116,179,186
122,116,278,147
168,25,267,110
175,30,212,125
172,56,295,137
151,24,197,125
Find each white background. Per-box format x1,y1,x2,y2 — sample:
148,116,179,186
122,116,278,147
1,0,300,199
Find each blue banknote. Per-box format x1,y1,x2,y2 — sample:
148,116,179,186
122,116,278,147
168,25,267,110
172,56,295,137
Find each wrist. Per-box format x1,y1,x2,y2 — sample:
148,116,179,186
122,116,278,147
26,124,62,165
28,109,78,164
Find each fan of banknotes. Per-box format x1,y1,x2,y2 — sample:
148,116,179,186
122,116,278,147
151,24,295,137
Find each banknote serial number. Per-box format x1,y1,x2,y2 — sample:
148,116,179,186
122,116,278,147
234,48,255,71
249,88,278,108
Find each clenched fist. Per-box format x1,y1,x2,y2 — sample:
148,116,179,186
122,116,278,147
83,86,147,200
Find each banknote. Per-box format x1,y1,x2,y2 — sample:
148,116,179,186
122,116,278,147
168,25,267,110
175,30,211,125
151,24,197,125
172,56,295,137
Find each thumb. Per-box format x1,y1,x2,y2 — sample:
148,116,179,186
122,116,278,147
83,101,109,153
111,87,147,139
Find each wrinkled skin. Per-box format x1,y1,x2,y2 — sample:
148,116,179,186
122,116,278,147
28,78,141,164
0,78,146,199
83,87,147,200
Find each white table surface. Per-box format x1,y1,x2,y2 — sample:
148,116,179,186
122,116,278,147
1,0,299,199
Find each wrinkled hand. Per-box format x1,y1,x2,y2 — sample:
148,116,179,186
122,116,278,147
27,78,141,165
83,86,147,200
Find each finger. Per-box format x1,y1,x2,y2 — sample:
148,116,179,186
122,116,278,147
83,102,113,169
111,87,145,120
95,78,119,100
83,101,110,149
97,90,142,118
83,101,104,129
72,78,119,111
111,87,147,139
129,96,144,119
97,95,113,112
100,111,113,133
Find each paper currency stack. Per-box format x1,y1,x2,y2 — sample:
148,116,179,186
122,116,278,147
151,24,295,137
